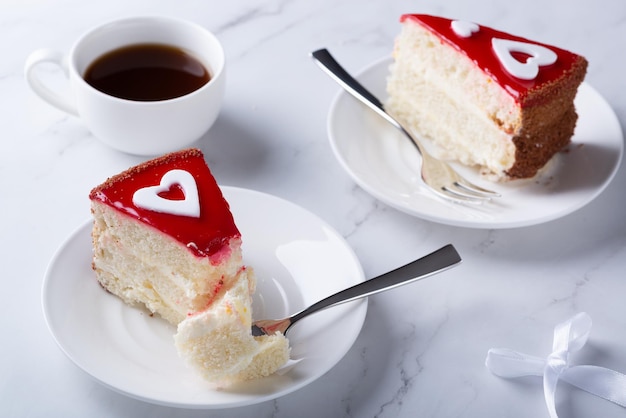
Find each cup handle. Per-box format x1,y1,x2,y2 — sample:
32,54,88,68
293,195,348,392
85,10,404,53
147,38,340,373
24,49,79,117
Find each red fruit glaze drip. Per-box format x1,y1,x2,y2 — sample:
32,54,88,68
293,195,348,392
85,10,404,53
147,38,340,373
89,149,240,259
401,14,582,103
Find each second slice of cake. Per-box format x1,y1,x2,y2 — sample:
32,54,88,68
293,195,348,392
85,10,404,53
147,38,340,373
386,14,588,180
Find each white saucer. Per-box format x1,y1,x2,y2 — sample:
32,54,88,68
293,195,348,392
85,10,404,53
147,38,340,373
42,187,366,409
328,57,624,229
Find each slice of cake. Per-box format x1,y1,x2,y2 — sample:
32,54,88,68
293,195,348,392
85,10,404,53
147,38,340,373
386,14,588,180
89,148,289,384
90,148,243,324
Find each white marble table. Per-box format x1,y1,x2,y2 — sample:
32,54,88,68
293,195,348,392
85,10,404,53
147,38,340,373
2,0,625,417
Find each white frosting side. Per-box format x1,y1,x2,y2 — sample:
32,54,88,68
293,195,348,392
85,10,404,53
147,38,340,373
132,169,200,217
451,20,479,38
491,38,558,80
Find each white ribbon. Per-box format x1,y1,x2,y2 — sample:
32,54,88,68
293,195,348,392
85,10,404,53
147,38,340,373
486,312,626,417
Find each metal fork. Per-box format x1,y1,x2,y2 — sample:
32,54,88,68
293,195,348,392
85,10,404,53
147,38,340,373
251,244,461,336
311,48,500,203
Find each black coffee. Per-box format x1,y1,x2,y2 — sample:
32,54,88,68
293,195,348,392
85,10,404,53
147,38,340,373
84,43,210,101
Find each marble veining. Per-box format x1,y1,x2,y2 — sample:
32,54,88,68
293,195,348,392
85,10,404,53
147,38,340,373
2,0,626,417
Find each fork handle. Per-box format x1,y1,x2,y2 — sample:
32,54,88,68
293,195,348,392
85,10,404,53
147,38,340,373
310,49,402,131
311,48,428,159
289,244,462,327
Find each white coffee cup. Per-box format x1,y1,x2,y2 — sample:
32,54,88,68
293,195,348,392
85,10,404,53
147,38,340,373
25,16,225,156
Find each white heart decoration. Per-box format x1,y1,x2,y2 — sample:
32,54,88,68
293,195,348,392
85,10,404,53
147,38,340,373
492,38,558,80
132,169,200,218
451,20,479,38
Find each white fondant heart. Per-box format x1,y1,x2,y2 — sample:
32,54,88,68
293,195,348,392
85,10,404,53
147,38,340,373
492,38,558,80
451,20,479,38
132,169,200,217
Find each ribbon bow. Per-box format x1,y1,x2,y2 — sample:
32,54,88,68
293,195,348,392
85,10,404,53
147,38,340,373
486,312,626,418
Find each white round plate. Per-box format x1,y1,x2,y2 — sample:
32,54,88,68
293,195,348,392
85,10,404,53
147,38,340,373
328,57,624,229
42,187,366,409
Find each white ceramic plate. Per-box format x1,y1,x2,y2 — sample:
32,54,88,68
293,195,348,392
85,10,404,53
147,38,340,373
42,187,366,409
328,57,624,229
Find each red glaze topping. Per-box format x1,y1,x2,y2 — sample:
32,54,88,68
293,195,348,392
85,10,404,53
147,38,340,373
401,14,583,103
89,148,240,259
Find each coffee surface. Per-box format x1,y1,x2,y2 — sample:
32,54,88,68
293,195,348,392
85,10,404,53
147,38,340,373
84,44,210,101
